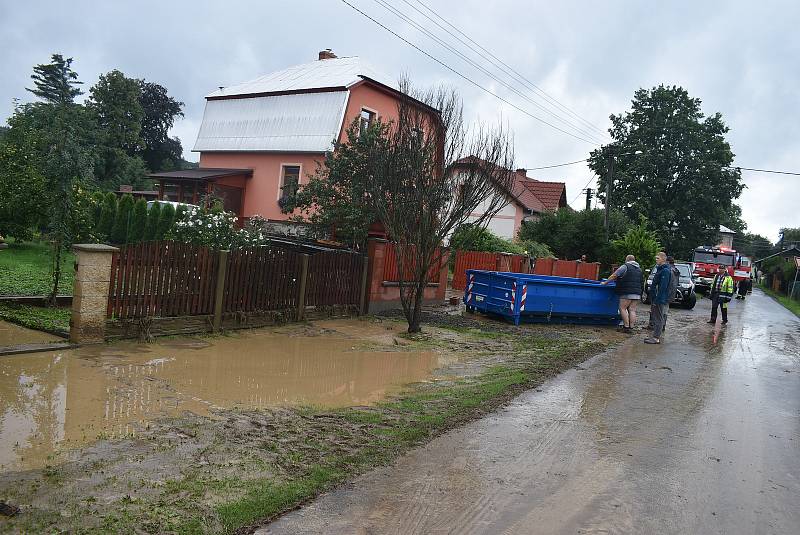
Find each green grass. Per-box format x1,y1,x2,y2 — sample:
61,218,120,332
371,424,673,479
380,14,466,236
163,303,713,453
761,284,800,317
0,238,75,296
0,302,71,333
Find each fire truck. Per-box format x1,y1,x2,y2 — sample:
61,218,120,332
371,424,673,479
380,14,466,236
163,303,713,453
691,246,752,293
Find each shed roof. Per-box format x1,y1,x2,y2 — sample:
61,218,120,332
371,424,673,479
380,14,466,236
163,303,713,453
519,180,567,210
149,168,253,181
205,56,393,99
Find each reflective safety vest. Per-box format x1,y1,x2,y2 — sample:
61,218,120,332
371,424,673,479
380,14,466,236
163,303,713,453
712,273,734,302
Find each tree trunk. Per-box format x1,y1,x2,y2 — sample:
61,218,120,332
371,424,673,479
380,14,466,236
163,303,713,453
48,239,62,307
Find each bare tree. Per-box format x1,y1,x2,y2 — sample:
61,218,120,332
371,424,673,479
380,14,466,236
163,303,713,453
367,80,515,333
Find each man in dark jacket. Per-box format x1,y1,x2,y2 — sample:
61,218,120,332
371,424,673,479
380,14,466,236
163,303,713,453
602,254,642,333
645,252,672,344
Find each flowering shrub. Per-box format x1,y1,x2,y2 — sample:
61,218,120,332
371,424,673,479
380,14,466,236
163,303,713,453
168,206,270,249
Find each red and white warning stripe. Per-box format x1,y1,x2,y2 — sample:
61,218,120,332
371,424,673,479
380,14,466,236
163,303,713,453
520,284,527,311
510,281,516,310
466,273,475,302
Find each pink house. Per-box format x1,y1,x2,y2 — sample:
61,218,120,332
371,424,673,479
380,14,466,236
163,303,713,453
151,50,436,232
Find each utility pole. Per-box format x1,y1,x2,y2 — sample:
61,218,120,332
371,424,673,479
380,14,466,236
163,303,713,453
584,188,593,211
604,151,614,242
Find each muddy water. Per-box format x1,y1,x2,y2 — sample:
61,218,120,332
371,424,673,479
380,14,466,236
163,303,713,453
0,320,60,347
0,320,449,471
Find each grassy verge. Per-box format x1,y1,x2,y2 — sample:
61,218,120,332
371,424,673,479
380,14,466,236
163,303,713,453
760,284,800,317
0,302,71,334
1,320,616,534
0,238,74,296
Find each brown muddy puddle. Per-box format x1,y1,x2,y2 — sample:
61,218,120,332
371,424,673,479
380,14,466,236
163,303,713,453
0,320,61,347
0,319,454,471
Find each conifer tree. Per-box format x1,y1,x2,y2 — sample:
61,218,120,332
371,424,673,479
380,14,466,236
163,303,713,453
145,201,161,241
26,54,83,105
112,194,134,244
128,198,148,243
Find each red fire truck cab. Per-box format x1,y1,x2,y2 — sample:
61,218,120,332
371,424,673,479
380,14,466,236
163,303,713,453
691,246,752,293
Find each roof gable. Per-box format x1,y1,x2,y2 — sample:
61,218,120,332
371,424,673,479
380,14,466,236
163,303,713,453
520,179,567,211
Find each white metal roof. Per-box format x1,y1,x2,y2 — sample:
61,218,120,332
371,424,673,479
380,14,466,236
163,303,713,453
192,91,349,153
719,225,736,234
205,56,393,98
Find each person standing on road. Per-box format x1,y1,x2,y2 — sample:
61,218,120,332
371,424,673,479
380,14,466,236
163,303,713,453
709,264,734,324
645,252,672,345
602,254,642,333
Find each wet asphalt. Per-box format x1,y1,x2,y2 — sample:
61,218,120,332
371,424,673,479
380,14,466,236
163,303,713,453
261,289,799,535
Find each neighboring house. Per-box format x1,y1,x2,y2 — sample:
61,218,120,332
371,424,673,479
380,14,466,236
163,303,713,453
454,160,567,240
150,50,438,230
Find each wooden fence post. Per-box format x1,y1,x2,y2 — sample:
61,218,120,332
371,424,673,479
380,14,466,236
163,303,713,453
359,254,370,315
297,254,310,320
212,250,229,332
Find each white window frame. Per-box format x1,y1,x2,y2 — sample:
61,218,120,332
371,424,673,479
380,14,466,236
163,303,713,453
358,106,378,134
277,163,303,201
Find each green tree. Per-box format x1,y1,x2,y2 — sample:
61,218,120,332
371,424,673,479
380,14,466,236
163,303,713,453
144,200,161,241
97,191,117,239
779,227,800,247
156,203,175,239
611,218,662,268
0,107,48,240
281,120,386,249
90,190,106,226
588,85,744,257
519,208,630,264
26,54,83,105
137,80,184,171
112,194,134,244
736,232,773,259
129,198,148,243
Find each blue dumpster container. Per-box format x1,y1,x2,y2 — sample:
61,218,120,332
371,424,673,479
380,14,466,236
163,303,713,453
463,270,620,325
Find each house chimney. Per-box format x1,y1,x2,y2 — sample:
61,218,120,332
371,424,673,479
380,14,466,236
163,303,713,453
318,49,337,60
516,168,527,177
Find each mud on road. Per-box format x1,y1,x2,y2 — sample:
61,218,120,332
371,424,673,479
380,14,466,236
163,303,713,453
264,290,800,535
0,313,622,534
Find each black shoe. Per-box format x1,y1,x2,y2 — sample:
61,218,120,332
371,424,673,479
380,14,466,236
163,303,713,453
722,320,728,325
707,320,715,324
623,326,633,334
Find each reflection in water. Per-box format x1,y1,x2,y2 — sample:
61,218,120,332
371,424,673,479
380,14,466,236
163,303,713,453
0,325,447,470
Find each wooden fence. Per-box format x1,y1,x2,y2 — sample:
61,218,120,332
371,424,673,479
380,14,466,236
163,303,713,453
107,240,365,321
107,241,218,319
382,242,443,283
306,250,364,307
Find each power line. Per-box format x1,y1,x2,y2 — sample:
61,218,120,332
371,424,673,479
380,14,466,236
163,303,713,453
395,0,610,141
525,158,588,171
570,174,597,205
368,0,607,144
408,0,610,139
339,0,602,146
731,166,800,177
373,0,603,143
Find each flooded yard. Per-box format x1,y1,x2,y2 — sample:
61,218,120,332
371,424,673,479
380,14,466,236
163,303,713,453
0,319,454,471
0,319,60,347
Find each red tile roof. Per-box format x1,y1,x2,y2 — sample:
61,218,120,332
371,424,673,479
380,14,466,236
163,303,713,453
452,157,567,213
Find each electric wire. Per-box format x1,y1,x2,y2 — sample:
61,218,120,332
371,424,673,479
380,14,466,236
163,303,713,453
368,0,608,144
391,0,610,143
525,158,588,170
408,0,610,139
569,174,597,205
338,0,602,146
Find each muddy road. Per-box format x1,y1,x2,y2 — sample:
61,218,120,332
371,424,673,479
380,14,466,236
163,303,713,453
263,290,800,535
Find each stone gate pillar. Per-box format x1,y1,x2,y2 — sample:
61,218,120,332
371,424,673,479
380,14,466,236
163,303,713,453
70,244,118,344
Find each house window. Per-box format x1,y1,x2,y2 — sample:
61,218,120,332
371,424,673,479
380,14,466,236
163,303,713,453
279,165,301,202
359,108,376,134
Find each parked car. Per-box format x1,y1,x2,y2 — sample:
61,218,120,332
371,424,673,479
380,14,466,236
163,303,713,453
146,200,196,211
641,262,697,309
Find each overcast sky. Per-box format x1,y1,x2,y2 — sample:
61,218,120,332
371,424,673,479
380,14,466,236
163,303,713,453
1,0,797,242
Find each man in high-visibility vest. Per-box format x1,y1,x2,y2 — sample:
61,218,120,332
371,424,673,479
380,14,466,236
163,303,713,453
708,264,734,325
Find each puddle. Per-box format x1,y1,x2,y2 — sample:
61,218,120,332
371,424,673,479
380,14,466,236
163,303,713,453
0,320,60,347
0,320,452,471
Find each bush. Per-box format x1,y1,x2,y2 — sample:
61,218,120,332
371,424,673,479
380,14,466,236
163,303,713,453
518,240,553,259
450,224,523,254
91,191,106,227
611,218,661,268
111,194,133,244
144,201,161,241
157,203,176,239
169,205,268,249
97,192,117,240
128,198,148,243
